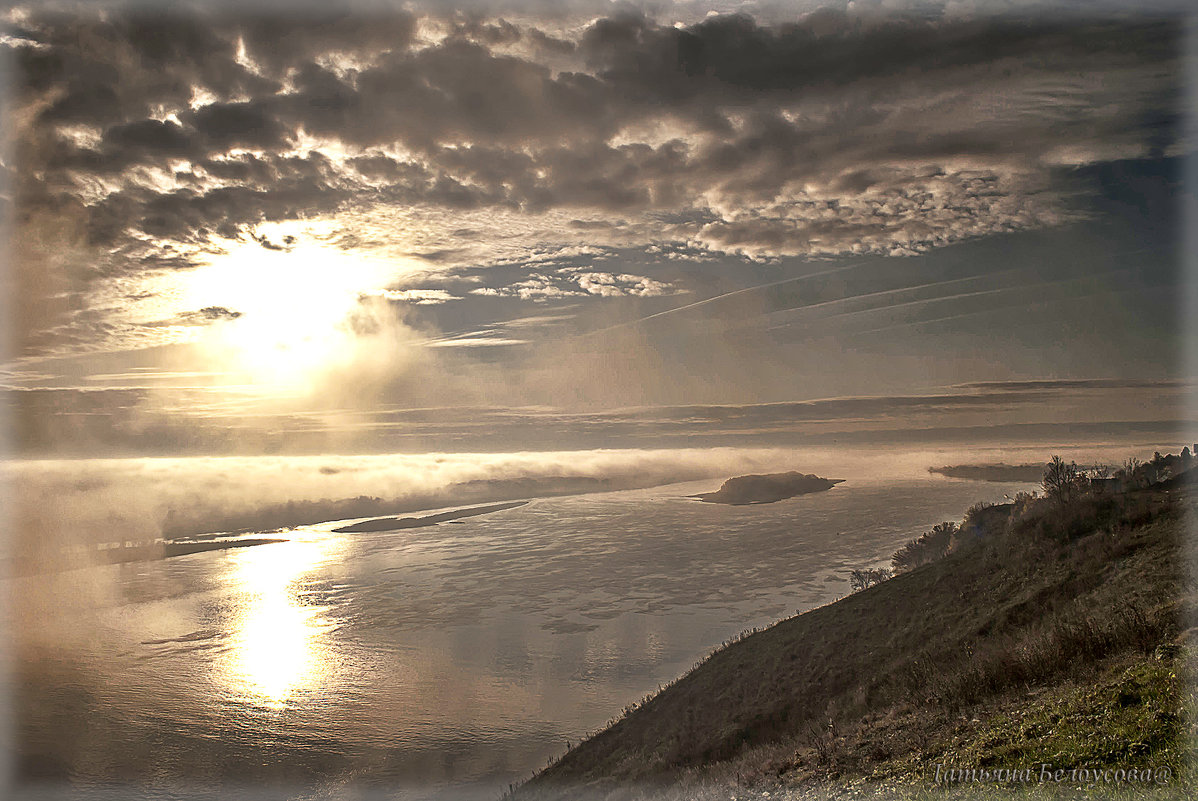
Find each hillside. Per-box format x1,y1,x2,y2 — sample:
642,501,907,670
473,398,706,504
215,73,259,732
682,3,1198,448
519,477,1195,800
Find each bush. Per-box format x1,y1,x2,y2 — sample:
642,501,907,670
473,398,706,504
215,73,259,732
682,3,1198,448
891,522,957,573
849,567,892,592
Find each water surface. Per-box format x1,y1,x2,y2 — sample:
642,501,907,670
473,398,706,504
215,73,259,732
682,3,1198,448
14,466,1040,800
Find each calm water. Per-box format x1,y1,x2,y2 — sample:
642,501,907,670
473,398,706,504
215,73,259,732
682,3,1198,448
14,469,1040,800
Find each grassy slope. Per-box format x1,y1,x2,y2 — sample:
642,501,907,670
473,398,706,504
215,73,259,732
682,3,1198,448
520,487,1195,799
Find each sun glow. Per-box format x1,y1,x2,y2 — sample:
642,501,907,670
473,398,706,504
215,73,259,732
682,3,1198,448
181,223,399,389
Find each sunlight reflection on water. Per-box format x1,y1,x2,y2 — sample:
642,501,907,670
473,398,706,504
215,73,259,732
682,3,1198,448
222,536,341,708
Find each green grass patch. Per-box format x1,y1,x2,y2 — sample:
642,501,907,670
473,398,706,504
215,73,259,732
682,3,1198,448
947,656,1189,772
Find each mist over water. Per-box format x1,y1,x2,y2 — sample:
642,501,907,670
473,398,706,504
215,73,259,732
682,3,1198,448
6,441,1175,799
7,447,789,555
6,440,1158,549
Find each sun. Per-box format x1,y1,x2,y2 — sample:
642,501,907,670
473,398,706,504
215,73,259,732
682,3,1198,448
181,223,396,389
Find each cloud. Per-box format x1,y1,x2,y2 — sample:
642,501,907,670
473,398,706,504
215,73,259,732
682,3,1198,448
5,379,1189,458
571,270,675,297
236,9,419,77
424,335,530,348
369,289,461,305
466,267,677,300
5,2,1183,360
142,306,244,327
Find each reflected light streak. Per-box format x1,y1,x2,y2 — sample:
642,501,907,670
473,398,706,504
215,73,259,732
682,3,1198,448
223,535,339,709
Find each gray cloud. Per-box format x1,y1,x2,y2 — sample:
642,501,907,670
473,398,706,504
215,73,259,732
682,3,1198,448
237,9,419,76
469,266,677,301
4,1,1184,359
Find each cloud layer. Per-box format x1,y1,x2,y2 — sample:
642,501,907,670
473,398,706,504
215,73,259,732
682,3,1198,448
4,1,1182,359
6,377,1190,456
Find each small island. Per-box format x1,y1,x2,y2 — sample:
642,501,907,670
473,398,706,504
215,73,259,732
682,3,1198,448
692,471,844,505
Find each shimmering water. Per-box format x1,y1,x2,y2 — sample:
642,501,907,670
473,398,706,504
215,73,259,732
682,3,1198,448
12,462,1042,800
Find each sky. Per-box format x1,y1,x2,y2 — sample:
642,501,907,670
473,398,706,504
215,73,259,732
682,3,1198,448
1,0,1194,456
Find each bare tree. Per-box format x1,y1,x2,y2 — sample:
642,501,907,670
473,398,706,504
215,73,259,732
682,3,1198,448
1120,456,1145,488
1043,455,1087,504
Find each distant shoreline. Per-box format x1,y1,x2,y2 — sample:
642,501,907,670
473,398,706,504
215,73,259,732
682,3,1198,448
331,500,530,532
11,536,289,577
929,463,1046,482
161,538,287,559
12,500,534,576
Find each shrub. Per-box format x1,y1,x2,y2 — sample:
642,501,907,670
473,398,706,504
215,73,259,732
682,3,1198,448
849,567,892,592
891,522,957,573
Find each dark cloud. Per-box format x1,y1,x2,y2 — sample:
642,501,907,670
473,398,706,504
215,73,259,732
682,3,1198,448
79,152,355,246
5,1,1185,360
14,7,1179,219
582,9,1175,99
237,9,419,76
126,306,243,332
102,118,194,158
250,231,293,251
184,100,291,152
195,305,242,321
23,9,277,128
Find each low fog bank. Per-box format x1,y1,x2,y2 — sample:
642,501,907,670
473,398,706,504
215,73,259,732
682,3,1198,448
5,448,802,571
5,440,1174,573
